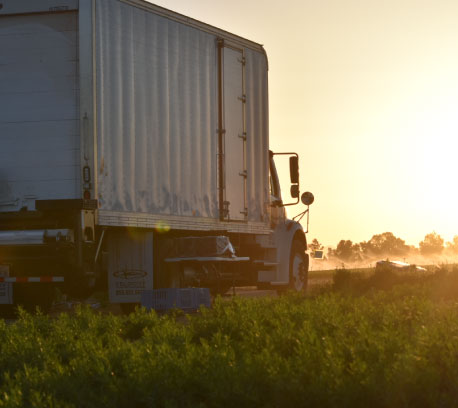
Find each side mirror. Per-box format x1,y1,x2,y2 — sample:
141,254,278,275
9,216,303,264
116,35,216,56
301,191,314,206
271,151,300,207
289,156,299,184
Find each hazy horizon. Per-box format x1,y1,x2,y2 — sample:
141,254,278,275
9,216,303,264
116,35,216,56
312,230,455,249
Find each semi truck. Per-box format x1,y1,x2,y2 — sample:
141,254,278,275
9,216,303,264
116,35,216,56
0,0,314,311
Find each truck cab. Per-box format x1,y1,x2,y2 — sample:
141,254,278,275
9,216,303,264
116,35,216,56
254,150,315,292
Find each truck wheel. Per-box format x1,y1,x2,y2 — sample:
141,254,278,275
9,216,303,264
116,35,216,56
289,240,309,292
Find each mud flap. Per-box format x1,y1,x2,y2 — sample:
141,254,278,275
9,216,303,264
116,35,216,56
107,230,153,303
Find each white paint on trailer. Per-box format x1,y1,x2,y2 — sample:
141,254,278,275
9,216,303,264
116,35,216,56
0,11,80,211
222,46,247,221
119,0,265,52
95,0,270,227
0,0,271,234
97,210,272,234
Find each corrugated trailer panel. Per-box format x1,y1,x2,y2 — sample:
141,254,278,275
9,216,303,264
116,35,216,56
96,0,218,218
95,0,269,225
244,47,270,223
0,10,80,211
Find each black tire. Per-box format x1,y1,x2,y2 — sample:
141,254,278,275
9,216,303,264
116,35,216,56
289,240,309,292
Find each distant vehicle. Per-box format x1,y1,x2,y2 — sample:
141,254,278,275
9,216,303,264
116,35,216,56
375,260,427,272
312,250,325,260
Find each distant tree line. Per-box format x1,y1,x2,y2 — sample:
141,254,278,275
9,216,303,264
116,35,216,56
308,232,458,262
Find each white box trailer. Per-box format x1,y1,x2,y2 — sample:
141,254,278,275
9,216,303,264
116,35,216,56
0,0,314,310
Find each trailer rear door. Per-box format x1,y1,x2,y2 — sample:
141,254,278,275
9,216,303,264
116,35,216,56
220,44,247,221
0,11,80,212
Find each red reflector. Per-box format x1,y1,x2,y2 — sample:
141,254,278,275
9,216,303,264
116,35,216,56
15,277,28,283
83,190,91,200
40,276,53,283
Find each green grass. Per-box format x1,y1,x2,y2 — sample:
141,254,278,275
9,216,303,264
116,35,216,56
309,267,372,281
1,269,458,407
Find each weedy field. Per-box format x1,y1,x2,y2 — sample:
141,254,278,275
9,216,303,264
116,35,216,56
1,266,458,407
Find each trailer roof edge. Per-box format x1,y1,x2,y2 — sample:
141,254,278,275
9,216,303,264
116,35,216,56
119,0,266,54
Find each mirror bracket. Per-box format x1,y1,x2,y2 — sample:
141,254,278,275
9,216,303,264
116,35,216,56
272,152,300,207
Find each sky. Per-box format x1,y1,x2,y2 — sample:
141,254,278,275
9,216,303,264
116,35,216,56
151,0,458,247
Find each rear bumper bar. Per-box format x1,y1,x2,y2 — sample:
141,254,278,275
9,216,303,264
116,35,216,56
0,276,64,283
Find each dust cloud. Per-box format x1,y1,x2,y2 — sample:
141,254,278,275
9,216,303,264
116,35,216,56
310,250,458,271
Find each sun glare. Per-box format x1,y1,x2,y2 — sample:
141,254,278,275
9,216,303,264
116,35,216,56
397,88,458,242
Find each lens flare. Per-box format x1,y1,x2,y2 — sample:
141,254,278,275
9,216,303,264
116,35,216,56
155,221,171,234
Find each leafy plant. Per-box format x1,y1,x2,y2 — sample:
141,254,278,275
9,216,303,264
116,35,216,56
1,278,458,406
